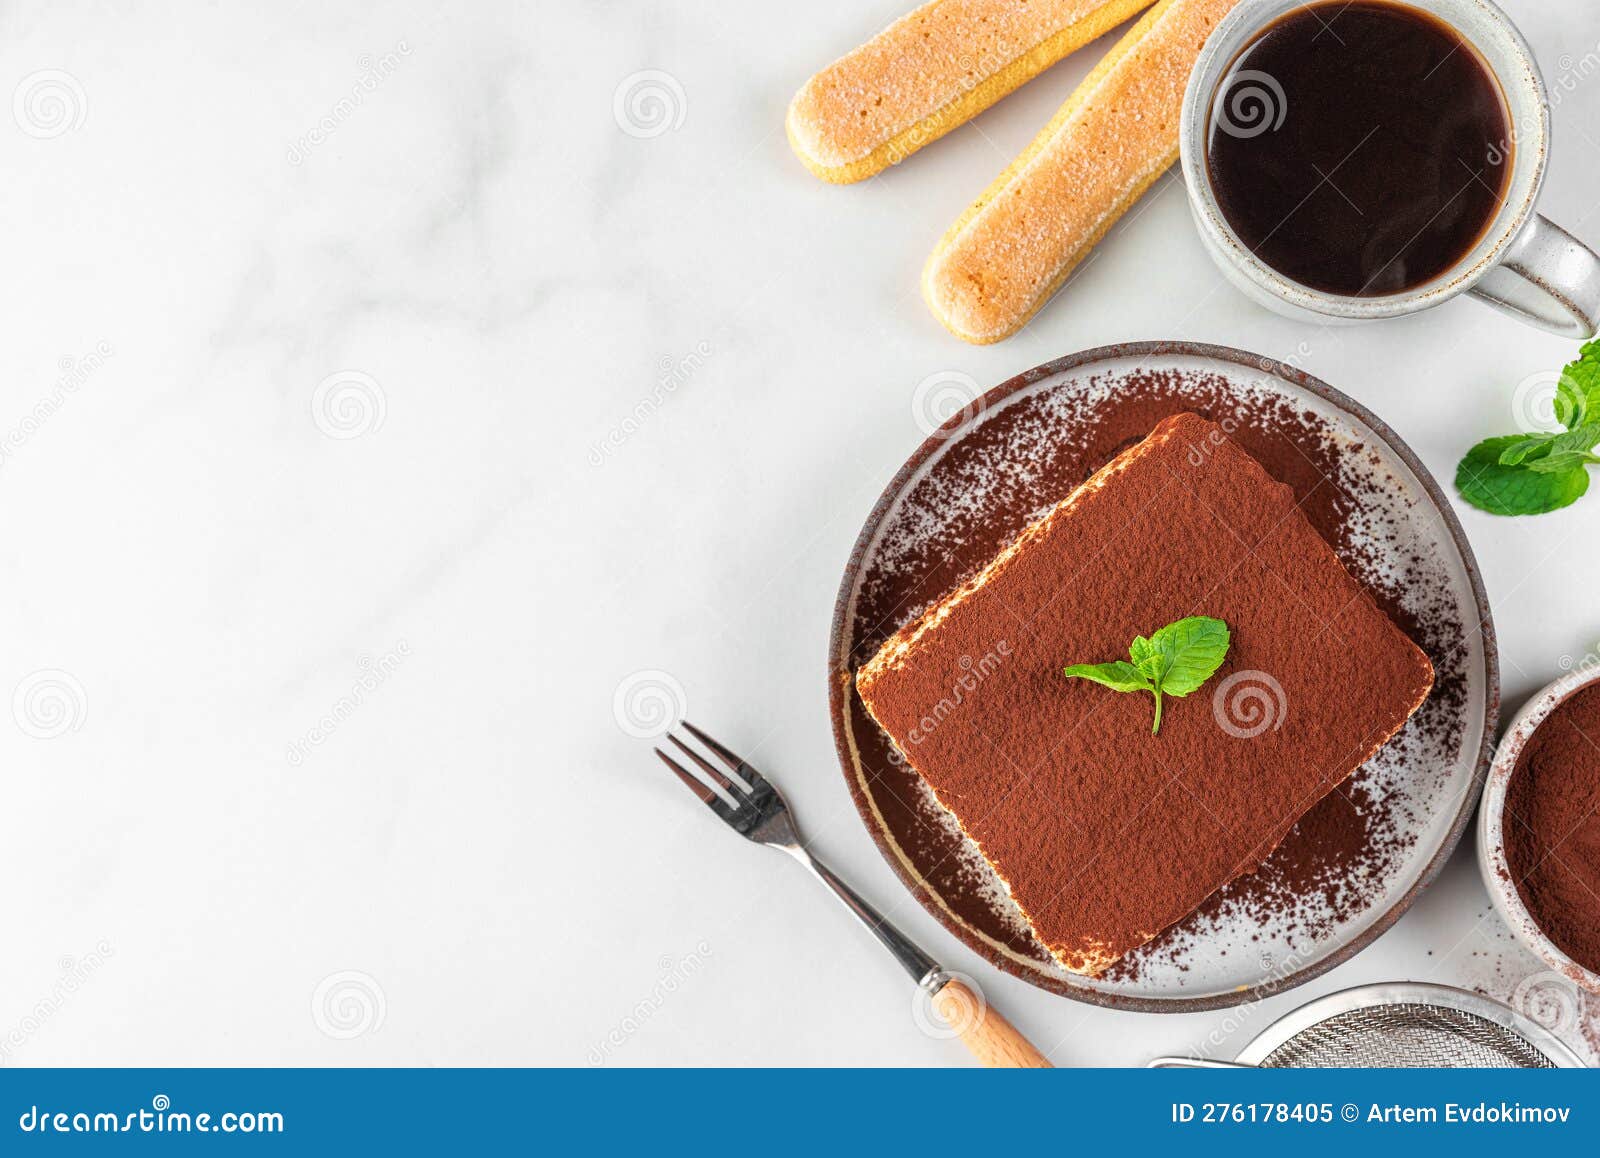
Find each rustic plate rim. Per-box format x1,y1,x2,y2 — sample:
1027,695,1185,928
826,339,1500,1013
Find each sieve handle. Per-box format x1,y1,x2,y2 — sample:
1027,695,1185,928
1146,1056,1256,1068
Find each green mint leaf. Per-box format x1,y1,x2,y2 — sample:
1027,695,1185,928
1556,341,1600,429
1128,635,1168,686
1459,344,1600,517
1527,452,1600,474
1555,384,1585,429
1062,661,1151,694
1133,654,1166,682
1519,422,1600,473
1496,433,1556,466
1457,436,1590,515
1146,616,1232,697
1063,616,1231,734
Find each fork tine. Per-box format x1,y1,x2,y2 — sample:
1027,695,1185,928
668,733,746,796
680,720,743,773
655,748,737,820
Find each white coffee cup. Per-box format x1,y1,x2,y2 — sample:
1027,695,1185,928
1179,0,1600,337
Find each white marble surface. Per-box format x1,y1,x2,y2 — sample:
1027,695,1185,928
2,0,1598,1066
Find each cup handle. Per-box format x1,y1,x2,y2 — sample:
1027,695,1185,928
1469,214,1600,338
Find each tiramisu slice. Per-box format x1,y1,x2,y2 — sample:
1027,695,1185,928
855,413,1433,976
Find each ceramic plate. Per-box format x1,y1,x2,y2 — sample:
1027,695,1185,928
828,342,1497,1011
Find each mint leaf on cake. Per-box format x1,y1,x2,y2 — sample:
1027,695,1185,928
1143,616,1231,694
1065,615,1231,734
1060,660,1152,693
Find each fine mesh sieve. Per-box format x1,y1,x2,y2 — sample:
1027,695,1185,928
1152,983,1586,1068
1255,1002,1553,1067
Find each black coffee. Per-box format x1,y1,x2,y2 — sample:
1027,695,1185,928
1205,0,1511,297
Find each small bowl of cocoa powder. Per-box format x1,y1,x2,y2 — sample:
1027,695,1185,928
1479,666,1600,994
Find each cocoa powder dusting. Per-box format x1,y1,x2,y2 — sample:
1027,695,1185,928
841,358,1479,992
855,413,1434,975
1504,682,1600,975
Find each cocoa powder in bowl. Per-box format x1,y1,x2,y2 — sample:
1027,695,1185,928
1503,681,1600,976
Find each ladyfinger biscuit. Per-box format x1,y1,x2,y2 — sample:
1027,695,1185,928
923,0,1242,343
787,0,1157,185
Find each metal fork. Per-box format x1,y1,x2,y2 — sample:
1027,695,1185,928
655,721,1051,1067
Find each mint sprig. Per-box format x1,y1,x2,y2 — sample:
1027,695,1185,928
1064,616,1230,734
1457,341,1600,516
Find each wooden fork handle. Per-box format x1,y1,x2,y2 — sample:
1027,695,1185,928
931,978,1053,1068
